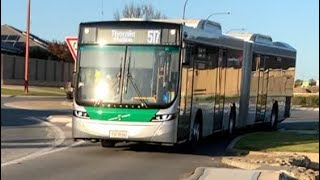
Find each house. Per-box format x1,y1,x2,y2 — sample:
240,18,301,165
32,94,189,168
1,24,48,55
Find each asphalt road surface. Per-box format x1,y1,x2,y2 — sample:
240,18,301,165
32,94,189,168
1,96,318,180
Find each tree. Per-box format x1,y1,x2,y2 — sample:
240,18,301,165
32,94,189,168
26,46,50,59
294,79,303,87
113,2,166,20
48,41,73,62
309,78,317,86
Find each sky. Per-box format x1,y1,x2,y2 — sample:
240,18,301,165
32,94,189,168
1,0,319,80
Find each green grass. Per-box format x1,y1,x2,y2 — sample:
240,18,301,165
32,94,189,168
33,86,65,92
292,95,319,107
1,88,64,96
235,132,319,153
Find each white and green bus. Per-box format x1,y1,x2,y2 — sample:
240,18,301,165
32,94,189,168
72,19,296,147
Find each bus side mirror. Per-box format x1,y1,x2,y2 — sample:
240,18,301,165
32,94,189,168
182,48,190,65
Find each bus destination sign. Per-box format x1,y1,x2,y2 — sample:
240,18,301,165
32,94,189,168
111,30,161,44
98,29,161,44
81,27,178,45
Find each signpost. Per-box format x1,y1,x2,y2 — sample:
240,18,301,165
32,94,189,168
65,37,78,61
65,37,78,96
65,37,78,71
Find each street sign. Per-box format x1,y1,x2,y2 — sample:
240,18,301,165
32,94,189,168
65,37,78,62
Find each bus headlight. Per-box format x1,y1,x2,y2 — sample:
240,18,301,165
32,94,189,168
73,110,90,119
152,113,177,121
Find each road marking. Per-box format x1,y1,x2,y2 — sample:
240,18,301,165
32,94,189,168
1,117,84,167
1,142,53,146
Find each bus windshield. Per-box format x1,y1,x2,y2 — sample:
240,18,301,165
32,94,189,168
76,45,180,107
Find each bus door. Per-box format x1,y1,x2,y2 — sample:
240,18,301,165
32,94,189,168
213,49,226,131
256,56,269,122
177,44,194,141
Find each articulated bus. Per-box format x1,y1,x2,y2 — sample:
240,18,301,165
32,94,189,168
72,19,296,147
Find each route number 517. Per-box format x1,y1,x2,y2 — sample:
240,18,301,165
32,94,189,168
147,30,160,44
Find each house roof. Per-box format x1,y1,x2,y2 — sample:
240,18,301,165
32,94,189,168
1,24,49,52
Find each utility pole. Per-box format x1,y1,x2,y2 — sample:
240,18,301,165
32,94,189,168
101,0,104,20
24,0,31,93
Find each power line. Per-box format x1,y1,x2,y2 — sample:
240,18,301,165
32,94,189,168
101,0,104,20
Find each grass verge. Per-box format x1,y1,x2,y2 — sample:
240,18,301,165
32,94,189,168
234,131,319,153
292,95,319,107
1,88,64,96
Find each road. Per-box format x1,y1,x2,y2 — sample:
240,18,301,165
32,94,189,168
1,96,318,180
279,109,319,130
1,97,72,164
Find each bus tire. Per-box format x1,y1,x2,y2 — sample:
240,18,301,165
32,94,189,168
228,104,236,136
269,101,279,131
269,110,278,130
192,121,200,142
101,139,116,148
191,112,202,147
228,113,235,136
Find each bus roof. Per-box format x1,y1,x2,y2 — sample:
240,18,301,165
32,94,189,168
225,32,296,58
80,19,296,58
226,32,296,51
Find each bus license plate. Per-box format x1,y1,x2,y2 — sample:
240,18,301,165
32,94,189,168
109,130,128,138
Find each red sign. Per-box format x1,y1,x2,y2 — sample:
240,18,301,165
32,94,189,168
65,37,78,62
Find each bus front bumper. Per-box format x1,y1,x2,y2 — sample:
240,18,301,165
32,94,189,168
72,116,177,144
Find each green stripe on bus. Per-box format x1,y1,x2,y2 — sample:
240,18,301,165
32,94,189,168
84,107,159,122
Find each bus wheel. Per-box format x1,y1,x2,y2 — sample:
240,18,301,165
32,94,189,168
190,120,201,149
228,103,236,136
269,111,278,130
101,140,116,148
192,122,200,142
228,116,235,135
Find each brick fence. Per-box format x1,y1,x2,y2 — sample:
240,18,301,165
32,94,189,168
1,54,74,87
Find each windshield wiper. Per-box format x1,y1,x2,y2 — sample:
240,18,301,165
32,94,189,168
124,56,148,107
111,57,123,94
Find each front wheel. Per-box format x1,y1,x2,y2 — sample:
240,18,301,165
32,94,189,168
190,121,201,149
192,122,200,142
101,140,116,148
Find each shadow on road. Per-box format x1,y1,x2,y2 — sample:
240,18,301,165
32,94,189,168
104,134,236,157
1,108,71,127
